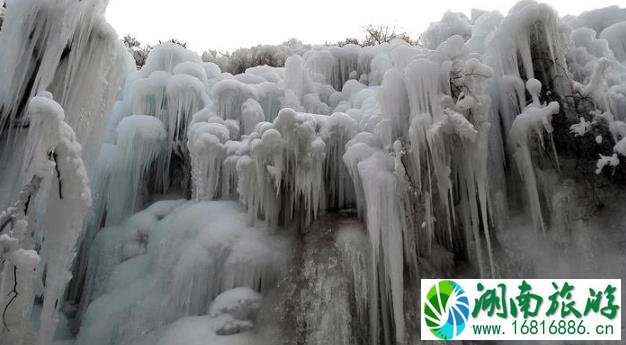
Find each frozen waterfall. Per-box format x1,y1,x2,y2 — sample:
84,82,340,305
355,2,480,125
0,1,626,344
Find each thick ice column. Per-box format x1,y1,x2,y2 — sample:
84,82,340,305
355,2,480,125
166,74,208,145
0,0,130,165
241,98,265,135
600,21,626,63
233,108,326,227
13,93,92,345
357,151,407,345
343,136,378,219
380,68,411,139
105,115,166,225
321,112,358,209
284,56,315,101
273,109,326,226
212,79,256,122
188,122,230,200
510,79,560,233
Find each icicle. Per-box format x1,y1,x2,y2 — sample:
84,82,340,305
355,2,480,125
320,112,358,209
599,21,626,63
380,68,411,139
5,2,625,344
241,98,265,135
12,92,92,345
357,151,406,345
212,79,256,122
233,108,326,227
343,139,377,219
0,0,130,166
105,115,166,225
509,79,560,233
188,122,230,200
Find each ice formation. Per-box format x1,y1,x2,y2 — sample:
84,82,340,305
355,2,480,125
1,92,90,345
1,1,626,345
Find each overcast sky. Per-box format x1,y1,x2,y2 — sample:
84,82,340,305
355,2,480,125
105,0,621,53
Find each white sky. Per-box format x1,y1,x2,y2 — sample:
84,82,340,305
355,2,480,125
105,0,621,53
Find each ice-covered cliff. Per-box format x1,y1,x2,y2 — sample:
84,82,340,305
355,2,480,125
0,1,626,344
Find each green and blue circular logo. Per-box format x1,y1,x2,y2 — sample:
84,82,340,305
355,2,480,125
423,280,470,340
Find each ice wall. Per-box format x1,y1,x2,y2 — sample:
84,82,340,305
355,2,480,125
0,0,131,208
75,201,291,345
0,93,91,345
74,2,626,343
0,1,132,344
2,1,626,345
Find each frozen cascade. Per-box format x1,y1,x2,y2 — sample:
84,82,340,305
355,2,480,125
509,79,560,233
1,1,626,345
0,1,130,322
600,21,626,63
0,93,91,345
0,0,130,174
188,121,230,200
105,115,167,225
232,108,327,227
357,151,409,345
75,201,291,345
320,112,358,209
31,95,91,345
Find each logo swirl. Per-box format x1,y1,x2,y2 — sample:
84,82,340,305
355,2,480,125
423,280,470,340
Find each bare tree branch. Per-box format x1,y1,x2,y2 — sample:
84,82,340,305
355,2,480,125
2,265,18,331
0,175,43,236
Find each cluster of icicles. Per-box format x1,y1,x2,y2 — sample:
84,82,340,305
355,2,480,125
85,4,626,344
1,0,626,344
0,91,91,345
